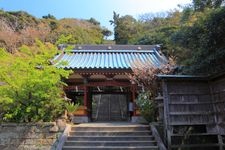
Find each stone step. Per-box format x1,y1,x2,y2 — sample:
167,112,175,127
69,131,151,136
62,146,159,150
71,126,150,131
67,136,155,141
64,141,157,146
96,119,125,121
62,123,158,150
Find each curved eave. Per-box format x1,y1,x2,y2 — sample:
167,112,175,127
54,49,167,70
70,68,133,76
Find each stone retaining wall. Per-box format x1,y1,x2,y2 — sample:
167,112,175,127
0,121,66,150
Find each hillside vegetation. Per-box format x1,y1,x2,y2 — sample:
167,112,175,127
0,10,111,52
1,1,225,75
111,0,225,74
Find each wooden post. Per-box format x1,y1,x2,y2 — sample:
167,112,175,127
83,86,90,120
155,95,164,123
131,84,137,116
162,80,171,150
83,76,89,108
84,86,88,107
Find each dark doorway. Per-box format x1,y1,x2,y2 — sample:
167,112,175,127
92,94,128,122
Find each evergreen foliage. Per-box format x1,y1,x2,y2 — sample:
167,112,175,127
111,1,225,75
172,7,225,74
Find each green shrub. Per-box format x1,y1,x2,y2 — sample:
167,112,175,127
65,102,79,114
136,92,156,122
0,41,72,122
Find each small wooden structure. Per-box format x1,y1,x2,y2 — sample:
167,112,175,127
158,74,225,150
54,45,167,122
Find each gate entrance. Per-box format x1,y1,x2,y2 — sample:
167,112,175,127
92,94,128,121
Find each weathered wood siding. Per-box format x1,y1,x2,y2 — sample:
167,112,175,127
166,80,214,126
211,77,225,150
161,75,225,150
211,77,225,132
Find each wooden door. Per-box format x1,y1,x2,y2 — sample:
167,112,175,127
92,94,128,121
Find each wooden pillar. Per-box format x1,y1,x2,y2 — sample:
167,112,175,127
162,80,171,150
84,86,88,107
131,84,137,116
83,76,89,108
83,86,91,119
155,95,164,123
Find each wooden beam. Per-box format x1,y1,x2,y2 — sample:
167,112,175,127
64,86,84,91
65,80,131,89
85,80,131,87
91,91,129,94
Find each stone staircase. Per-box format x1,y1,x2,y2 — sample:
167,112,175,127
62,123,159,150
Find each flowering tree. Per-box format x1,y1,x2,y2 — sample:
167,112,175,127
128,57,175,96
128,57,175,121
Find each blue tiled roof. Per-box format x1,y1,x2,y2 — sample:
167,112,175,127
54,49,167,70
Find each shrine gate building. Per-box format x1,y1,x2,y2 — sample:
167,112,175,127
54,45,167,123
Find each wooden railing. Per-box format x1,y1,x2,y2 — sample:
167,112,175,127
150,123,167,150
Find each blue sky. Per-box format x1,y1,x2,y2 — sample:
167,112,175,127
0,0,192,32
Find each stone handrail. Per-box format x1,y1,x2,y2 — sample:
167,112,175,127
56,124,71,150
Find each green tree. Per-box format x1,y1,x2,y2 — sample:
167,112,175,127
193,0,224,11
42,14,56,20
135,10,183,59
48,18,104,44
110,12,140,44
87,17,100,26
101,27,112,39
0,40,71,122
172,7,225,74
56,34,77,45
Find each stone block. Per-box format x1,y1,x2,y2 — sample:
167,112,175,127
56,119,66,131
72,116,89,123
131,116,148,124
0,123,62,150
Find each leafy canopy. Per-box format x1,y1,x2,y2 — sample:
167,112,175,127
111,1,225,75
